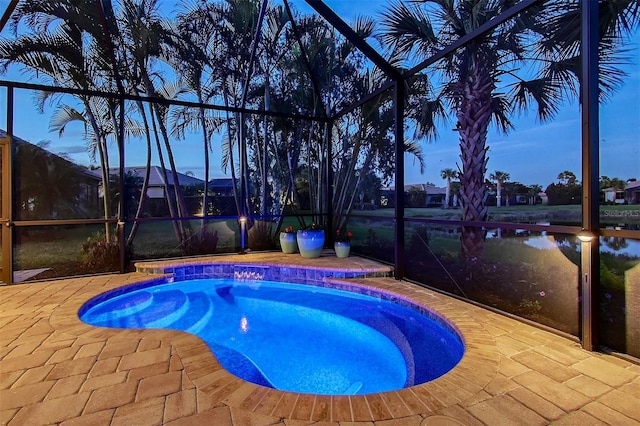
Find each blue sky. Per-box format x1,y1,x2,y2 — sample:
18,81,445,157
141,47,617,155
1,0,638,189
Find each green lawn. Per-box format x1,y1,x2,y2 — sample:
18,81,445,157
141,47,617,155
11,204,638,278
353,204,640,225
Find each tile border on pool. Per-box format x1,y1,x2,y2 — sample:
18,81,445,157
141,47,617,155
52,254,499,422
135,253,394,285
155,263,391,284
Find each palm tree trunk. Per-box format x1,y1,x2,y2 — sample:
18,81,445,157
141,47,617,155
261,75,270,217
82,101,112,241
140,71,192,248
126,100,154,247
149,108,184,242
221,86,242,216
197,89,211,243
288,126,302,209
457,63,493,259
445,178,451,208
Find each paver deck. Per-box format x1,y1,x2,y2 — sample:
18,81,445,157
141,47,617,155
1,252,639,425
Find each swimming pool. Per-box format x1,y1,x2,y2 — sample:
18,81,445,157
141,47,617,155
80,278,464,395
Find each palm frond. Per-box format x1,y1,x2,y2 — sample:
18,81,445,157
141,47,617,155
403,139,426,174
379,0,438,59
49,104,86,136
508,77,562,122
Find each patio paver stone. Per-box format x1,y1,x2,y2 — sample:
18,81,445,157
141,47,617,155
0,253,638,425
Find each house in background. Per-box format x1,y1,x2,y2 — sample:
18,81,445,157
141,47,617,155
207,178,236,215
2,130,101,220
422,185,448,207
97,170,240,217
104,166,205,217
381,184,448,208
602,187,626,204
404,184,448,207
208,178,235,197
114,166,204,198
625,180,640,204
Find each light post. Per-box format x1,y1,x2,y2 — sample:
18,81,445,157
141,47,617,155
578,229,596,350
239,216,247,254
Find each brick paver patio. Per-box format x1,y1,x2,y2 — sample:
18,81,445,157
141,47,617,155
1,253,639,425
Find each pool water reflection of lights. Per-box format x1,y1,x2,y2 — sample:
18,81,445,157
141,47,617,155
79,278,464,395
240,316,249,333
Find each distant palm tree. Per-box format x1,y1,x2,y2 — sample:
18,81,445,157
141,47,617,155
490,171,510,208
380,0,639,258
528,184,543,205
440,168,458,209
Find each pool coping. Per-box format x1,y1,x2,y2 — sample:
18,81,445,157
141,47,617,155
49,253,499,422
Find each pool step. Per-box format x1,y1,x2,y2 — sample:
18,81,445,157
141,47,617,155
111,290,188,329
343,381,363,395
211,343,274,389
164,292,213,333
146,291,190,328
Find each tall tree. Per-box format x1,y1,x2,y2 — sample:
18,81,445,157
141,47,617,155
558,170,578,186
380,0,639,258
490,170,510,207
169,1,230,249
116,0,202,250
440,168,458,209
600,175,612,190
0,0,119,239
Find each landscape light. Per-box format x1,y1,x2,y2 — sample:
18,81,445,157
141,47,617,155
239,216,247,254
577,229,595,243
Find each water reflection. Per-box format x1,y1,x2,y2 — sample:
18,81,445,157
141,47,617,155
601,236,640,257
523,235,559,251
488,227,640,259
407,223,638,357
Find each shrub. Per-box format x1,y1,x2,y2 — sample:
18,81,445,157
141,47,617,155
81,232,120,271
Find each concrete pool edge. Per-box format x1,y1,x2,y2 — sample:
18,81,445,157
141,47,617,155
49,254,500,422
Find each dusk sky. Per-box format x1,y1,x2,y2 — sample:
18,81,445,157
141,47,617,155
298,1,640,188
1,0,638,190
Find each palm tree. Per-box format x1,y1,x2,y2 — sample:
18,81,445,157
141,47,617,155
169,2,231,249
440,168,458,209
254,4,291,218
0,0,121,240
380,0,639,258
527,184,543,205
199,0,267,220
330,67,426,232
115,0,207,251
490,171,510,208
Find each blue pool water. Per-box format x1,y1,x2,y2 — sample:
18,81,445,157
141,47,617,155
80,278,464,395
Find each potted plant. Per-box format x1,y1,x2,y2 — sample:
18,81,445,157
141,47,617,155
334,228,353,258
296,223,325,258
279,225,298,254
